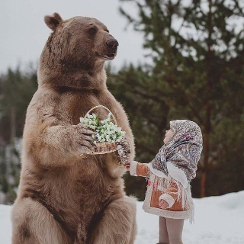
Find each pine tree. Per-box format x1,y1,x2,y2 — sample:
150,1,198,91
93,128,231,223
0,66,37,203
119,0,244,197
107,63,170,200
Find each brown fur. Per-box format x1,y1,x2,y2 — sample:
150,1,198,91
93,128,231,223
11,13,137,244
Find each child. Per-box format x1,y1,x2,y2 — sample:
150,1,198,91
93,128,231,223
125,120,203,244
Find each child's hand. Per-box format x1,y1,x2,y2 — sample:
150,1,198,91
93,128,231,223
158,199,169,209
124,161,131,171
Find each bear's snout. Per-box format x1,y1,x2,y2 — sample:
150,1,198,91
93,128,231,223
101,38,119,60
106,39,119,49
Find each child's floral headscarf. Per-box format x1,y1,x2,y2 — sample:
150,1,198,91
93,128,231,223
151,120,203,181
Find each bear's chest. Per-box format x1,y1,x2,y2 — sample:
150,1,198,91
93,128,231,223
57,89,122,126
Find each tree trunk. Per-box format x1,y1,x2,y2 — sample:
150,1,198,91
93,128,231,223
200,0,213,198
200,170,206,197
10,105,16,163
10,105,16,144
200,130,210,197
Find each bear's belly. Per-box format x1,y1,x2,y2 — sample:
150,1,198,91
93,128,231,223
20,157,115,233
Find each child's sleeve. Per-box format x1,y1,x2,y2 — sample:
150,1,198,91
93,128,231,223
130,161,150,178
159,180,179,208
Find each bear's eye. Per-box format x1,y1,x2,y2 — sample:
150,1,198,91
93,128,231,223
88,26,98,35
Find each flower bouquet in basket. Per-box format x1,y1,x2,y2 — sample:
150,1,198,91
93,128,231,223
79,105,126,155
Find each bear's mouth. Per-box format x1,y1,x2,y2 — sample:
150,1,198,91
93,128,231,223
96,52,116,60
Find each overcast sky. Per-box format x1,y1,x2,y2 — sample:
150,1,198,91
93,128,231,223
0,0,149,74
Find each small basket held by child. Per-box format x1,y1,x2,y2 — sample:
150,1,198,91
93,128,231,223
79,105,126,155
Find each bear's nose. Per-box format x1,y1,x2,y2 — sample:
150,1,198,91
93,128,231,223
106,39,119,50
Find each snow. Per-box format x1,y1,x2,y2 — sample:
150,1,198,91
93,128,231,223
136,191,244,244
0,191,244,244
0,205,12,244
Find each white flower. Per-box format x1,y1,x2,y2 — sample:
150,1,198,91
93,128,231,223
79,117,84,123
80,111,126,143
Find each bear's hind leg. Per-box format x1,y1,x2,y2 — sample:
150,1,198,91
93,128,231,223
128,209,137,244
88,196,137,244
12,198,73,244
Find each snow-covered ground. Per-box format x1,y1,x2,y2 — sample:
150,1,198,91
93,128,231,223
0,191,244,244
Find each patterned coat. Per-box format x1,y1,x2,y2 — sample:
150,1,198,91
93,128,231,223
130,161,194,221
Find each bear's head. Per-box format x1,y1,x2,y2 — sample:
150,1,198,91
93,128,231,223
39,13,118,87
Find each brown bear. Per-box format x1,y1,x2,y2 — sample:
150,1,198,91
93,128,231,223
11,13,137,244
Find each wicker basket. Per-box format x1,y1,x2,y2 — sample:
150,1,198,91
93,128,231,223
80,105,120,156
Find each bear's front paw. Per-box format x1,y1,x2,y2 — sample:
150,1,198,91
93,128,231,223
72,124,97,155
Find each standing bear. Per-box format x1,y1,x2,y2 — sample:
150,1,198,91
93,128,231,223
11,13,137,244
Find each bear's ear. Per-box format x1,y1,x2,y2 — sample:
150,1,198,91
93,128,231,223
44,12,63,31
